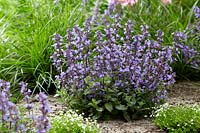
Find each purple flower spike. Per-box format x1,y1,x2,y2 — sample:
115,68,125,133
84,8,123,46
35,92,51,133
156,30,164,43
173,31,200,68
194,6,200,19
20,82,33,112
0,80,20,131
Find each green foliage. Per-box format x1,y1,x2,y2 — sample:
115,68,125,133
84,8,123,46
153,104,200,133
49,110,100,133
61,85,157,121
0,0,86,93
120,0,199,42
118,0,200,80
171,60,200,81
0,0,199,98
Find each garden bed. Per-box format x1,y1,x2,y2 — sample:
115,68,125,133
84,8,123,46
18,81,200,133
99,81,200,133
1,1,200,132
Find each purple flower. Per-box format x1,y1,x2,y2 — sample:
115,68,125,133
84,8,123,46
173,31,200,68
194,6,200,19
35,92,51,133
51,5,177,112
156,30,164,43
173,31,187,42
20,82,33,112
0,80,20,131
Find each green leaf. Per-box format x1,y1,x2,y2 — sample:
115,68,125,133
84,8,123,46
84,76,95,88
88,102,95,107
105,103,113,112
83,89,92,95
96,107,104,112
104,75,111,85
84,76,91,84
88,99,101,108
117,92,123,96
139,101,145,106
115,104,128,111
107,88,116,93
123,111,131,121
131,98,136,105
92,114,100,120
88,81,95,88
125,96,131,103
92,99,101,105
126,96,137,107
111,98,117,102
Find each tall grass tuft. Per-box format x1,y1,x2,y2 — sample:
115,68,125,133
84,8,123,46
0,0,86,93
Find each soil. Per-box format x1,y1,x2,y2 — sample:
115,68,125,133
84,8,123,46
167,81,200,105
18,81,200,133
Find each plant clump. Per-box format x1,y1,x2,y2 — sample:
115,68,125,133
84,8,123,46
153,103,200,133
52,5,176,120
171,6,200,80
49,110,99,133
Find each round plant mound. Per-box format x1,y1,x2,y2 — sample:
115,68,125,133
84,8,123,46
51,5,175,120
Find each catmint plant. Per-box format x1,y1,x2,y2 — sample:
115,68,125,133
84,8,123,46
35,92,51,133
20,82,33,115
52,3,175,120
0,79,20,131
172,6,200,70
0,79,51,132
173,31,200,68
169,6,200,80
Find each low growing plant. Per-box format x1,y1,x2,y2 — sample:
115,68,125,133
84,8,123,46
153,103,200,133
49,110,100,133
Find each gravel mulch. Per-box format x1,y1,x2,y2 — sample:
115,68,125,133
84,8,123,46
99,119,165,133
167,81,200,105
